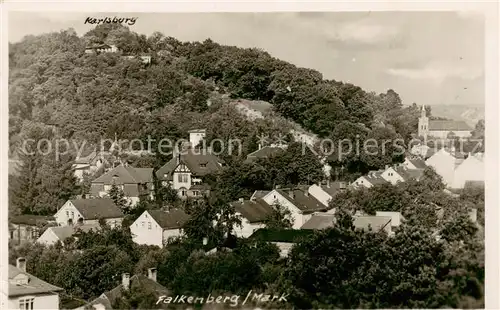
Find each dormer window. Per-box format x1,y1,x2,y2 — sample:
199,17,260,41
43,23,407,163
200,163,207,168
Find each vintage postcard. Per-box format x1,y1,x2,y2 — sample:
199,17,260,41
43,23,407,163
1,1,498,309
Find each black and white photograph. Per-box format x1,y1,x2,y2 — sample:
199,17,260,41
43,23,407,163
2,3,498,310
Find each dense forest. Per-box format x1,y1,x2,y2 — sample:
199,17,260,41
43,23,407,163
8,24,485,309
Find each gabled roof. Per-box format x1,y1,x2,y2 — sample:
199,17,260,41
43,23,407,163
230,198,274,223
46,223,101,242
246,146,286,160
10,215,55,226
8,264,64,297
250,190,271,200
92,165,153,184
300,214,336,230
301,214,392,234
392,166,424,181
275,189,328,213
69,198,123,220
407,158,427,169
86,274,170,310
156,151,224,181
320,181,347,197
147,209,190,230
364,171,389,186
429,120,472,131
249,228,314,243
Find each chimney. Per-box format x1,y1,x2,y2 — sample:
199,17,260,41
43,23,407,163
122,273,130,291
147,268,157,282
176,153,181,165
202,237,208,246
385,165,389,170
275,185,281,189
238,198,244,203
258,143,262,150
327,179,331,188
288,190,294,199
16,257,26,272
304,190,309,197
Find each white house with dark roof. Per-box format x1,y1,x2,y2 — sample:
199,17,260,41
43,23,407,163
403,157,428,170
4,258,63,310
91,165,154,206
73,148,111,182
130,209,190,247
156,136,224,199
418,105,472,139
351,170,389,189
53,198,123,227
229,198,274,238
36,223,101,246
307,181,347,208
380,165,424,185
260,188,328,229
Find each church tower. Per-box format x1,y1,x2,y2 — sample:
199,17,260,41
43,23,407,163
418,105,429,139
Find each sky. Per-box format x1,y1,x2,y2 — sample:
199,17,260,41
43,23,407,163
8,11,485,107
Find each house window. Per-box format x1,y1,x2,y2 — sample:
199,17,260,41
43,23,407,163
388,173,393,176
181,190,187,196
70,211,74,218
142,222,145,227
177,174,188,183
10,230,14,239
19,298,34,310
148,222,152,230
66,211,69,218
193,191,200,196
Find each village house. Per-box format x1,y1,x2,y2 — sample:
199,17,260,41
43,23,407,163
425,148,457,186
418,105,472,139
351,170,389,189
245,143,287,162
451,152,485,189
53,198,124,228
380,164,424,185
375,211,404,229
307,181,347,208
84,43,118,54
83,268,169,310
259,187,329,229
9,215,55,245
156,129,224,199
301,213,393,235
36,223,101,246
4,258,63,310
91,165,154,206
403,157,428,170
73,150,111,182
249,228,315,257
229,198,274,238
130,209,190,247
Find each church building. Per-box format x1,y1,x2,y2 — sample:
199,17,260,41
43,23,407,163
418,105,472,139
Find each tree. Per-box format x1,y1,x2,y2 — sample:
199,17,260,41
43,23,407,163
107,183,130,213
264,203,294,229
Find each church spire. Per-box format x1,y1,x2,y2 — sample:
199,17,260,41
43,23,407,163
421,104,426,117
